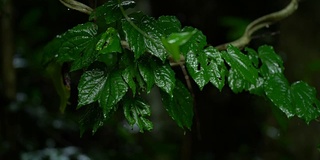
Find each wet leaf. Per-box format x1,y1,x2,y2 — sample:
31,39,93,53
162,31,196,61
204,46,227,91
161,80,193,129
99,71,128,116
78,69,107,108
96,27,122,54
258,45,284,77
180,27,207,55
138,60,155,93
122,13,167,61
185,51,209,90
70,37,99,71
152,61,176,95
79,103,105,136
122,65,137,96
291,81,320,123
264,73,294,117
222,45,258,84
245,47,259,68
157,16,181,35
57,22,98,63
89,0,136,24
123,98,153,132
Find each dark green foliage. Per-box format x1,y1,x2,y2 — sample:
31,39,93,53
123,98,153,132
161,80,193,129
42,0,320,134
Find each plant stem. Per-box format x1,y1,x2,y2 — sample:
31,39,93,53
215,0,299,50
59,0,93,14
1,0,16,100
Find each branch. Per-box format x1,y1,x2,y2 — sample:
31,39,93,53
215,0,299,50
1,0,16,100
59,0,93,15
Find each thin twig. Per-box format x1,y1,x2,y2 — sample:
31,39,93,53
59,0,93,15
215,0,299,50
179,63,201,139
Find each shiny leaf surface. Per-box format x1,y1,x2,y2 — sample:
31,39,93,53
258,45,284,77
96,27,122,54
57,22,98,63
180,27,207,55
89,0,136,24
264,73,294,117
98,71,128,116
78,69,107,108
138,60,155,93
290,81,320,123
185,51,209,90
223,45,258,84
152,61,176,95
204,46,227,91
161,80,193,129
123,98,153,132
122,13,167,61
162,31,196,61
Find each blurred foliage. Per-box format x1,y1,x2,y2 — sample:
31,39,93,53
219,16,250,41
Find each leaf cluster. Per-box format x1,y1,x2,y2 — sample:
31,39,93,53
42,0,320,135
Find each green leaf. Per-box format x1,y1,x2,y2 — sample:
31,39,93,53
96,27,122,54
265,74,320,122
70,37,99,71
152,61,176,95
290,81,320,123
97,52,118,67
248,77,265,96
157,16,181,36
245,47,259,68
228,68,264,95
138,60,155,93
258,45,284,77
78,69,107,108
180,27,207,55
78,69,128,117
162,31,196,61
42,37,63,66
122,65,137,96
204,46,227,91
122,13,167,61
99,71,128,116
89,0,136,24
185,51,209,90
161,80,193,129
123,98,153,132
228,68,249,93
264,73,294,118
222,45,258,84
79,103,105,136
56,22,98,63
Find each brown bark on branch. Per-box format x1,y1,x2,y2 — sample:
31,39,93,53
1,0,16,100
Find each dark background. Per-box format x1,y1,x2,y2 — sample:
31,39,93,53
1,0,320,159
